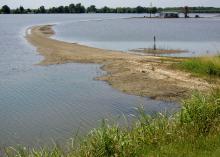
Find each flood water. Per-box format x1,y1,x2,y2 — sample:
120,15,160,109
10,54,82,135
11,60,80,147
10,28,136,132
0,13,218,146
54,13,220,57
0,14,178,147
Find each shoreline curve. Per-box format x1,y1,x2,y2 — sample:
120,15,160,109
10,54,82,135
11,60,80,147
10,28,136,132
26,24,211,102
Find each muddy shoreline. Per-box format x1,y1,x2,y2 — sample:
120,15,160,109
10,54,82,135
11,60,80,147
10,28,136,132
26,25,211,102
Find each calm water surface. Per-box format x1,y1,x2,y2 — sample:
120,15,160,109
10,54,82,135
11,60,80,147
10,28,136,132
0,14,178,146
54,13,220,57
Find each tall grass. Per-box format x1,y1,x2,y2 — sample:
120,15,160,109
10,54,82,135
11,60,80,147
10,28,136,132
173,56,220,77
2,89,220,157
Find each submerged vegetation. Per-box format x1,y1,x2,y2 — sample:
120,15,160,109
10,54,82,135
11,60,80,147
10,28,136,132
173,55,220,78
2,89,220,156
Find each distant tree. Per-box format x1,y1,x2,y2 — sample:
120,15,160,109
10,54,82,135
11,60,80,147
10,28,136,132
69,4,75,13
64,6,69,13
100,6,111,13
75,3,81,13
157,7,163,12
75,3,85,13
116,7,124,13
183,6,189,18
48,7,56,13
80,6,86,13
26,8,32,14
151,7,158,14
1,5,11,14
124,7,133,13
13,8,20,14
39,6,46,13
19,6,25,13
87,5,97,13
57,6,64,13
135,6,145,13
12,6,25,14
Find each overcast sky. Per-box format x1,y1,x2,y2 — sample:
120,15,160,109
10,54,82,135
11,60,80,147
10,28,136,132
0,0,220,9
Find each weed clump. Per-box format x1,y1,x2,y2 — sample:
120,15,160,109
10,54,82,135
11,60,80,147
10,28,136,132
173,56,220,77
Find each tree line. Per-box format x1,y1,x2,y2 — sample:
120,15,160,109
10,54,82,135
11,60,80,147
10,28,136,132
0,4,157,14
1,4,220,14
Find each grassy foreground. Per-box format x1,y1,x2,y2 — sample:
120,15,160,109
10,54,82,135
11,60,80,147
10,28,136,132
2,89,220,157
173,55,220,78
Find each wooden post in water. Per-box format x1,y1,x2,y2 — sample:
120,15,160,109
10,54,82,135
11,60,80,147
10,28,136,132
153,36,156,50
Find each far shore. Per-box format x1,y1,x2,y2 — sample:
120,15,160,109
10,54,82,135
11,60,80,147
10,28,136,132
26,25,212,102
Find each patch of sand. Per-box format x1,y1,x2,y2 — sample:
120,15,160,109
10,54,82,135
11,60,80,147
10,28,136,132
26,25,212,102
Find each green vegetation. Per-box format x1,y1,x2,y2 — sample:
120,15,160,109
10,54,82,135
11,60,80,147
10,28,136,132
2,89,220,156
1,5,11,14
173,56,220,77
1,4,220,14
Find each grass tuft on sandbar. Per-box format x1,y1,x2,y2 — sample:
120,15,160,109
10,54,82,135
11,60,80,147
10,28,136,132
173,55,220,78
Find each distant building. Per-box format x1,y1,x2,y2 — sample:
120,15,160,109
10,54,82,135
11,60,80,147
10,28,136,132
159,12,179,18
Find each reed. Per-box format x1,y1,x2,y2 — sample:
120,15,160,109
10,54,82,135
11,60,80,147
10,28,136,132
173,55,220,77
2,89,220,157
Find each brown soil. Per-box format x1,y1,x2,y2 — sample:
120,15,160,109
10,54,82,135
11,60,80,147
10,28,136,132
26,25,212,102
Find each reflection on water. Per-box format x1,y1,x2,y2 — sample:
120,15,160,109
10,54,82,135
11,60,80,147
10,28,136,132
0,14,178,146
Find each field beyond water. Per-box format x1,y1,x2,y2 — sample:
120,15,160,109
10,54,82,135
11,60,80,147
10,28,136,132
2,89,220,157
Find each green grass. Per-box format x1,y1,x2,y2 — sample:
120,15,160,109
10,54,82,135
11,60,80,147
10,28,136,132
2,89,220,157
172,56,220,78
